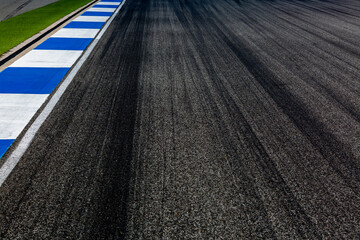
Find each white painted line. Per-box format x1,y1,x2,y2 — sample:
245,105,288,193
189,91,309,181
86,7,116,12
0,94,48,139
96,2,120,5
10,50,83,68
73,16,110,22
51,28,100,38
0,0,127,187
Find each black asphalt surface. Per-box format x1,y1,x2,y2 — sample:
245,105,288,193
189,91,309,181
0,0,58,22
0,0,360,239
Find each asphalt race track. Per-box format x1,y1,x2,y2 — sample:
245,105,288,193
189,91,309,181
0,0,359,239
0,0,58,22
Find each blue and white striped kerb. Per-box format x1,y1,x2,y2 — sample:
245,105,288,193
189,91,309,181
0,0,122,158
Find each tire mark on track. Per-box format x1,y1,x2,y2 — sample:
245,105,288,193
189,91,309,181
216,23,360,191
3,0,33,20
173,4,321,238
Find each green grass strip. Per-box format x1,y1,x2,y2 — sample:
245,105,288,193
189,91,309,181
0,0,94,56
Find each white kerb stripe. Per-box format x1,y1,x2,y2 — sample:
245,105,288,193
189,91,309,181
96,2,120,5
51,28,100,38
86,7,115,12
10,50,83,68
0,94,48,139
72,16,109,22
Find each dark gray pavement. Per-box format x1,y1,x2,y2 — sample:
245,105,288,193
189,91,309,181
0,0,58,22
0,0,359,239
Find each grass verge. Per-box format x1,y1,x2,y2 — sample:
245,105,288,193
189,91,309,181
0,0,94,56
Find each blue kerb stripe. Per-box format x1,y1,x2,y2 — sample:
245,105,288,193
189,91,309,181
93,5,118,8
100,0,121,2
82,11,113,16
0,67,69,94
35,38,93,50
64,21,105,29
0,139,14,158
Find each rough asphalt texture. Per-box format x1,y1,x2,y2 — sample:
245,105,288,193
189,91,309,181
0,0,360,239
0,0,58,22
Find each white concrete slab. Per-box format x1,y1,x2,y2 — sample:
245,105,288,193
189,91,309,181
51,28,100,38
72,16,109,22
0,94,48,139
10,50,83,68
86,7,116,12
96,2,120,5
